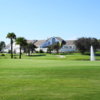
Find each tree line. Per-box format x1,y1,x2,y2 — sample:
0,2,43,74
75,37,100,54
6,32,36,59
0,33,66,59
0,33,100,58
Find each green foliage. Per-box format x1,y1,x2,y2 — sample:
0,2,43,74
75,37,99,54
6,32,16,39
39,49,44,53
8,50,11,53
6,32,16,59
35,51,39,53
16,37,27,46
47,40,66,54
16,37,27,59
47,45,53,53
53,42,61,53
0,41,6,52
0,53,5,56
26,43,37,55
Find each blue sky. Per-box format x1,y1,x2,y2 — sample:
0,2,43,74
0,0,100,44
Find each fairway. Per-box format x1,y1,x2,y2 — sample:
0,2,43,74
0,58,100,100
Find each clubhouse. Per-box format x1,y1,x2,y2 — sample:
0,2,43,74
4,37,76,53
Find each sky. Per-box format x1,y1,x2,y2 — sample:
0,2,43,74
0,0,100,44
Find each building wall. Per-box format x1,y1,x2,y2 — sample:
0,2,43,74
35,48,47,52
36,37,77,53
3,42,24,53
40,37,60,48
59,45,76,52
4,37,77,53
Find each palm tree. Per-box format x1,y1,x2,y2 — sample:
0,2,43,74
27,43,37,56
16,37,27,59
6,32,16,59
54,40,66,54
47,45,53,54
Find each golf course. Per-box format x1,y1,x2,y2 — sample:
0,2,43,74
1,0,100,99
0,54,100,100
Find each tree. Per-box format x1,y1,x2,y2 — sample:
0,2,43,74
98,39,100,49
53,42,61,54
6,32,16,58
75,37,99,54
0,41,6,52
47,40,66,54
47,45,53,54
16,37,27,59
27,43,37,56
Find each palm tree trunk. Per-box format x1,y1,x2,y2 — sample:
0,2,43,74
11,39,13,59
49,48,51,54
28,49,30,56
57,49,59,54
19,45,21,59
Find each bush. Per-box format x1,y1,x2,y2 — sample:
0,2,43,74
8,50,11,53
39,49,44,53
35,51,39,53
1,54,5,56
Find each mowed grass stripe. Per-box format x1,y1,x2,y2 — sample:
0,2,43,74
0,59,100,100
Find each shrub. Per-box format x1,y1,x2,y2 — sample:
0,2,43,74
1,54,5,56
39,49,44,53
35,51,39,53
8,50,11,53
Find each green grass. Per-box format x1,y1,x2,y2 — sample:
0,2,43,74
0,54,100,100
1,53,100,60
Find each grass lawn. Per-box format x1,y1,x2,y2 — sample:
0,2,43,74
0,54,100,100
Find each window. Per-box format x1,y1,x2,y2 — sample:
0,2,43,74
48,41,50,45
69,46,72,49
52,38,55,43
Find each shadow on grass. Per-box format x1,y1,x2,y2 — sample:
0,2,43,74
27,54,46,57
76,59,89,61
80,53,100,57
95,54,100,56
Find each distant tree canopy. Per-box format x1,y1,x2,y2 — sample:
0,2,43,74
98,39,100,48
75,37,99,54
0,41,6,52
16,37,27,59
26,43,37,55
